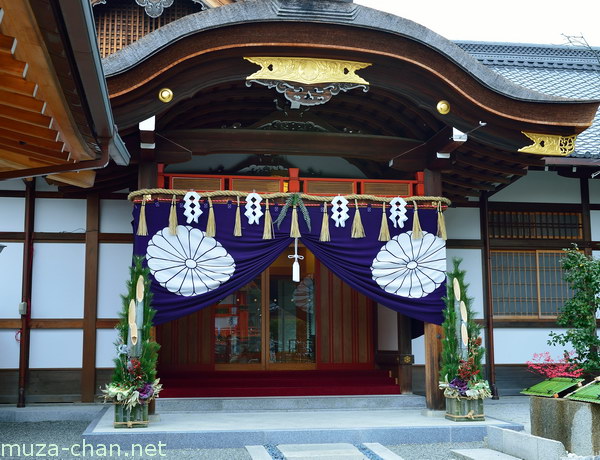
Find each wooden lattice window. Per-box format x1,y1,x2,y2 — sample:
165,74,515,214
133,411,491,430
93,0,203,58
491,250,572,318
489,211,582,239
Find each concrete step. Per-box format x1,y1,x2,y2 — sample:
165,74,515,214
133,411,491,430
452,448,522,459
278,443,366,460
84,406,524,449
156,394,426,412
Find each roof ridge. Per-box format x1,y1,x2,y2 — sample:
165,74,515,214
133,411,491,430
455,41,600,70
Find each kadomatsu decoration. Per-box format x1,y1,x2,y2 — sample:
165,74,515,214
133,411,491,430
102,256,161,428
439,258,490,421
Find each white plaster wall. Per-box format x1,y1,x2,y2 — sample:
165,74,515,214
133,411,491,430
493,328,567,364
97,243,133,318
591,211,600,241
490,171,580,203
31,243,85,319
412,335,425,365
96,328,119,368
589,178,600,204
412,330,487,365
29,329,83,368
34,199,86,233
377,304,398,351
100,199,133,234
0,242,24,319
0,330,20,369
446,249,484,318
444,208,481,239
0,198,25,232
0,179,25,191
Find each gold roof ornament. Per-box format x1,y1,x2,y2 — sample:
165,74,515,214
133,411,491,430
518,132,577,156
244,57,371,85
244,57,372,109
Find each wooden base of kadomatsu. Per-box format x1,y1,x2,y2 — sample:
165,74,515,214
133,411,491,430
444,397,485,422
113,404,149,428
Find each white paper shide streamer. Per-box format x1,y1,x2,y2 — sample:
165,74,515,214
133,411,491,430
244,192,263,224
183,191,203,224
330,195,350,228
389,197,408,229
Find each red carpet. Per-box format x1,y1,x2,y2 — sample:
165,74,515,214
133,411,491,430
159,369,400,398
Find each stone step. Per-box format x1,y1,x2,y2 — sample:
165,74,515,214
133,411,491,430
156,394,426,412
84,406,524,449
452,448,522,459
279,443,366,460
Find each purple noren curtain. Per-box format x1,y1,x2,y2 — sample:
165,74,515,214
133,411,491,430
132,199,446,327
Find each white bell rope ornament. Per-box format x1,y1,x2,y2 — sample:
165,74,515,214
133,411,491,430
183,191,203,224
288,237,305,282
244,192,263,225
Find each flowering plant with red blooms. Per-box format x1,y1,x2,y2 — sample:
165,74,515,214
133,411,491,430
526,351,583,379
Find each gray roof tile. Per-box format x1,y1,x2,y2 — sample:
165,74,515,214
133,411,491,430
457,41,600,158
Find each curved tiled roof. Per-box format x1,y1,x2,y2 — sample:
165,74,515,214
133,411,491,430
457,41,600,158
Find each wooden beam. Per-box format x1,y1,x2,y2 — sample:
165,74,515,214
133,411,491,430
442,176,496,192
454,153,527,176
0,139,68,163
442,183,482,198
0,103,51,127
0,0,95,161
0,74,37,96
423,169,445,410
46,170,96,188
0,52,26,77
82,193,99,402
397,313,413,394
17,178,34,407
424,322,444,410
451,166,511,184
0,89,44,112
160,129,421,161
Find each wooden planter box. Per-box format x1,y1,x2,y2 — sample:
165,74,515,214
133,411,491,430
445,397,485,422
113,403,149,428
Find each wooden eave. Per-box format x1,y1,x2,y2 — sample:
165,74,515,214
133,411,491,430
102,10,599,201
0,1,129,188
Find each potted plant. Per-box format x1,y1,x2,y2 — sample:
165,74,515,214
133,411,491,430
101,256,162,428
439,258,491,421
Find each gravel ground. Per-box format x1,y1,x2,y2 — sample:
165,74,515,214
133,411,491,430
385,441,485,459
0,421,251,459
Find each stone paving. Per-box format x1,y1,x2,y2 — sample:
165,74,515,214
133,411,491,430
0,396,532,459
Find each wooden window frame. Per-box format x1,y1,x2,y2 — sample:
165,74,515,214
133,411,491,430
491,249,571,320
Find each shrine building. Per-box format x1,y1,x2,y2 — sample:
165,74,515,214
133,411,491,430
0,0,599,410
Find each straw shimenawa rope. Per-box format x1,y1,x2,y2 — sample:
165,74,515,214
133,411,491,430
127,189,452,206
